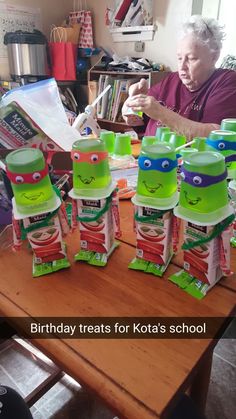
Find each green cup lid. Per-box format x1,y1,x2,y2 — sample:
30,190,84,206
6,148,45,173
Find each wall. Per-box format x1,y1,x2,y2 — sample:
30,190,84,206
1,0,194,78
0,0,72,78
87,0,193,71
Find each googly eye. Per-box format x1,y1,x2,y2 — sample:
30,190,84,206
218,142,225,150
193,176,202,185
15,175,24,184
143,159,152,168
162,160,170,169
32,172,41,181
180,171,185,180
91,154,99,163
74,152,80,160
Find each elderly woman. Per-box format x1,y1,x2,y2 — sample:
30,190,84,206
123,15,236,140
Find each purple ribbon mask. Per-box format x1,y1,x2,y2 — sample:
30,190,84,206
180,167,227,187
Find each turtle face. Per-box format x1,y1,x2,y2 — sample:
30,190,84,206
179,181,228,213
137,156,177,198
72,151,111,191
12,176,53,207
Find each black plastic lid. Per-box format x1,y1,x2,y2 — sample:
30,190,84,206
4,29,47,45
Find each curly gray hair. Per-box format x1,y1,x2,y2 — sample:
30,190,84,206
179,15,226,53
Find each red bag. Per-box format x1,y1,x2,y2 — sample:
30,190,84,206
69,0,94,48
49,27,77,81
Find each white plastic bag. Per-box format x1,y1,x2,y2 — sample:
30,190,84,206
1,78,80,151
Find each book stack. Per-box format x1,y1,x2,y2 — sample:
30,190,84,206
96,75,139,122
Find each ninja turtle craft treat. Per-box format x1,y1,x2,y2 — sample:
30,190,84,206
205,130,236,178
171,152,234,298
176,151,231,224
69,138,121,267
6,148,57,215
135,142,178,208
129,143,179,276
6,148,70,277
71,138,112,198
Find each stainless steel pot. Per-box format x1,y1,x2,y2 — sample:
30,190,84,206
4,30,48,78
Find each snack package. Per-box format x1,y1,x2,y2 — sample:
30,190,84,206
6,148,70,277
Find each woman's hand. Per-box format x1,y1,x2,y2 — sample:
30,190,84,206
128,78,149,96
126,94,161,120
122,78,149,123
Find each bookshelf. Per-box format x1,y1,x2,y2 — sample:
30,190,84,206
88,68,170,133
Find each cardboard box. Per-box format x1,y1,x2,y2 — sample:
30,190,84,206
77,198,115,254
183,221,224,286
135,205,173,265
23,213,66,264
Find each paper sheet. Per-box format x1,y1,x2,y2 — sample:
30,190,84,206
0,3,42,58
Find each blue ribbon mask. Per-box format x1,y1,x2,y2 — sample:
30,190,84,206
138,156,177,172
206,138,236,151
181,167,227,187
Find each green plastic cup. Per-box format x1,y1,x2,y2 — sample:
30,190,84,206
155,126,170,141
160,131,176,143
141,136,158,149
178,151,229,222
191,137,206,151
206,130,236,178
169,133,186,149
114,133,132,156
6,148,55,214
221,118,236,132
136,142,178,207
72,138,112,197
100,131,115,154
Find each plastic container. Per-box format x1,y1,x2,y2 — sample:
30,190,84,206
100,131,115,154
141,136,158,149
206,130,236,178
221,118,236,132
71,138,112,197
155,126,170,141
176,151,230,224
160,131,175,143
113,133,132,156
191,137,206,151
169,133,186,149
6,148,55,214
135,142,178,208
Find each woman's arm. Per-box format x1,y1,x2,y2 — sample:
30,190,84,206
126,94,219,140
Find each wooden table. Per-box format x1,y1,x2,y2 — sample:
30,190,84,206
119,199,236,294
0,202,235,419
